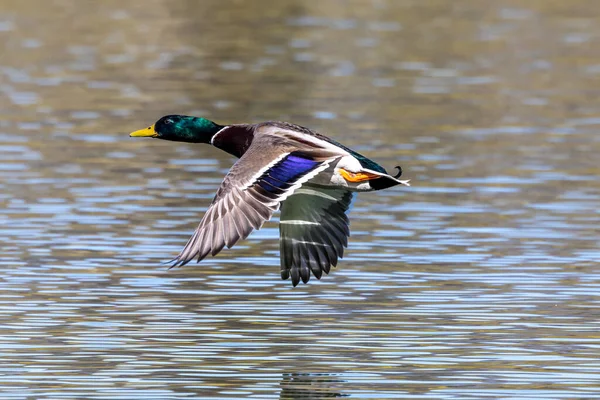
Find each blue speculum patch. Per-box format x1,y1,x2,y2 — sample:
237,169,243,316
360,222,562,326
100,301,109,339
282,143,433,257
259,154,320,193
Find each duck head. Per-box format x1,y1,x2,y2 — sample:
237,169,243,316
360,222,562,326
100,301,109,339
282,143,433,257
130,115,223,143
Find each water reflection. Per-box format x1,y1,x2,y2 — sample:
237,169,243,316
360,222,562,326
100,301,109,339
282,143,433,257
1,0,600,399
280,373,348,399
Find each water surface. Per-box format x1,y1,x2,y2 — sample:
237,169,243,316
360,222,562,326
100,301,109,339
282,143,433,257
1,1,600,399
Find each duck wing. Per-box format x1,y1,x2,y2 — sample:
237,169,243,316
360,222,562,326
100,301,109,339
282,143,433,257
279,185,354,286
171,137,338,267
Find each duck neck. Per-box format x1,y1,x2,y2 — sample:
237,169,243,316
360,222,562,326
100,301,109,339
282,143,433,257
185,118,224,143
210,125,255,158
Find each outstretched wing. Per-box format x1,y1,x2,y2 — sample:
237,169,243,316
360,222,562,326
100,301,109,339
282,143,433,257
279,185,354,286
171,145,336,267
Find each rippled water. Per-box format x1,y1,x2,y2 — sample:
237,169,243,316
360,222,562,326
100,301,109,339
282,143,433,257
1,1,600,399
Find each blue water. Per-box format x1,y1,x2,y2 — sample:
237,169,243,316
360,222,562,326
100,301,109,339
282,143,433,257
1,1,600,399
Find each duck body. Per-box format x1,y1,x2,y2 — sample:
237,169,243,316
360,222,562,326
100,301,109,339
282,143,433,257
130,116,410,286
212,121,405,192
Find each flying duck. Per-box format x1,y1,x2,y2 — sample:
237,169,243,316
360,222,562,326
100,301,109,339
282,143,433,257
130,115,410,286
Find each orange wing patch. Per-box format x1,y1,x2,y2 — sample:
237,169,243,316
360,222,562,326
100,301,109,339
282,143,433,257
339,168,381,182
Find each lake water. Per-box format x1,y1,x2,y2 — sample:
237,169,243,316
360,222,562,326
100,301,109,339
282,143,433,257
1,1,600,399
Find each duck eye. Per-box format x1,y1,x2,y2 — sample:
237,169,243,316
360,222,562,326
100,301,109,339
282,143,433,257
164,119,173,125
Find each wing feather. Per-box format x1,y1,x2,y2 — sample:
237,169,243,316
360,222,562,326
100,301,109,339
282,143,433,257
279,186,354,286
171,141,336,267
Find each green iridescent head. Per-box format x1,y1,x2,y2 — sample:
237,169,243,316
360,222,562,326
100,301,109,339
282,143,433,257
130,115,223,143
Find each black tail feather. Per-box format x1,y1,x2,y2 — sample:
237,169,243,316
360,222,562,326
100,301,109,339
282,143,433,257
393,166,403,178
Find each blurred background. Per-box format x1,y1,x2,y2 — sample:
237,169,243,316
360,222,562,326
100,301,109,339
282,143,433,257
1,0,599,399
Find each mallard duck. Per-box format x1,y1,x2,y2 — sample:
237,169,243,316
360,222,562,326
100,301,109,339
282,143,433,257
130,115,410,286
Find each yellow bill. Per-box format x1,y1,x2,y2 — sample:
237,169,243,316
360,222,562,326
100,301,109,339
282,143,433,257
130,124,157,137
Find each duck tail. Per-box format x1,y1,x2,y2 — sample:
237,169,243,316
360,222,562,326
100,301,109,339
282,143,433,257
368,166,411,190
